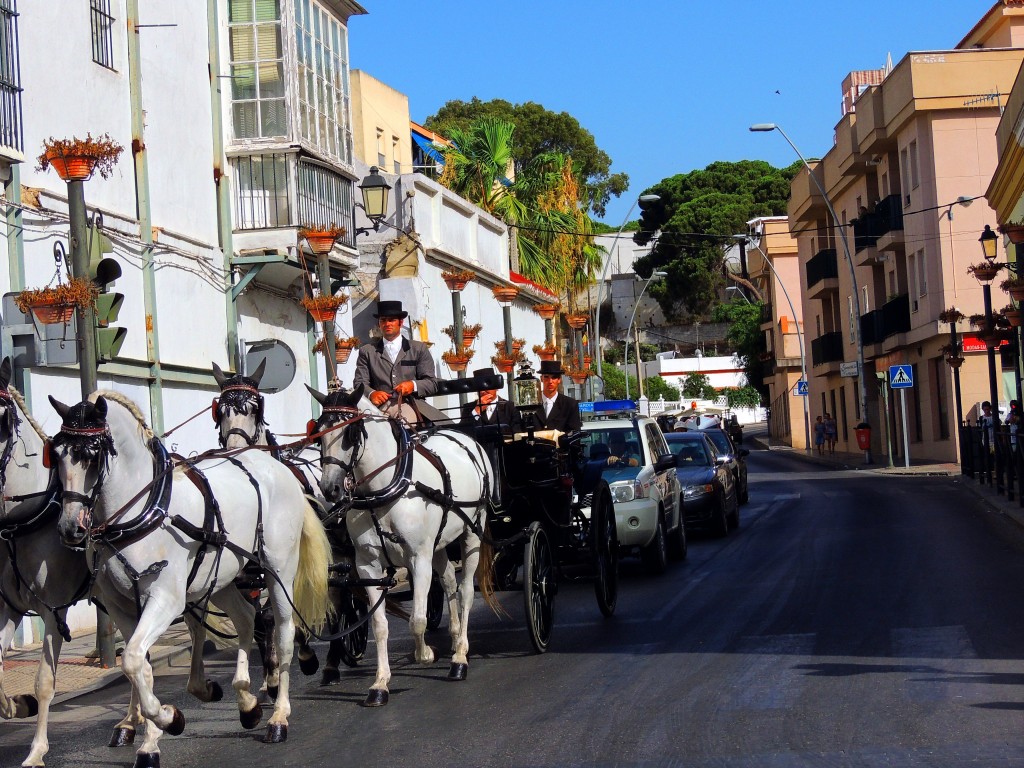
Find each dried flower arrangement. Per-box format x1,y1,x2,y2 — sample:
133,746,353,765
938,307,965,324
15,277,98,315
300,293,349,312
312,335,360,354
299,224,347,239
37,134,124,179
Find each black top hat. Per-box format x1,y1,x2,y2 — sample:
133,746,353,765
373,300,408,319
471,367,495,380
538,359,564,376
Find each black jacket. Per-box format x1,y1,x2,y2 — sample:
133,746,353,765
460,398,521,432
529,393,582,433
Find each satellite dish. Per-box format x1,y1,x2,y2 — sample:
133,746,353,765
243,339,296,393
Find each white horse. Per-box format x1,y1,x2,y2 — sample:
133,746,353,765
308,384,497,706
0,360,91,767
47,391,332,766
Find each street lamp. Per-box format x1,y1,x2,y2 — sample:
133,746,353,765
594,193,660,398
751,122,872,463
747,237,812,454
624,270,667,401
975,225,1003,470
356,166,392,232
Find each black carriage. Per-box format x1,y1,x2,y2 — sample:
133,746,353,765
472,424,619,653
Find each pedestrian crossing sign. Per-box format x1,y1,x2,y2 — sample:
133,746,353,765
795,380,808,396
889,364,913,389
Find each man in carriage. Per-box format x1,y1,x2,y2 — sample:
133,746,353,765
460,367,522,434
526,359,582,433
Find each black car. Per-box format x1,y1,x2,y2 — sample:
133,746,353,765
666,432,739,537
698,427,749,505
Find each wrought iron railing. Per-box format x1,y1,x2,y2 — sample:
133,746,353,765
806,248,838,289
0,0,21,155
297,161,356,248
811,331,844,365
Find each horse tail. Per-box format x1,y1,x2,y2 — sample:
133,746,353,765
477,522,503,616
293,501,333,635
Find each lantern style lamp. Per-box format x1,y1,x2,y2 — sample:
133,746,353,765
980,224,999,260
512,360,541,408
358,166,392,231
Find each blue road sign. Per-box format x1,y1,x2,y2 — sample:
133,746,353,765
795,380,809,396
889,364,914,389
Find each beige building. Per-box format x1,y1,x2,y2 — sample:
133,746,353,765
746,217,809,450
783,1,1024,463
350,70,414,175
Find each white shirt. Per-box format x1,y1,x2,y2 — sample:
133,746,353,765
476,403,497,421
542,393,558,417
383,336,403,362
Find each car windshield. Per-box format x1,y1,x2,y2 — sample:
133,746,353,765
582,427,643,464
668,439,711,467
704,430,731,455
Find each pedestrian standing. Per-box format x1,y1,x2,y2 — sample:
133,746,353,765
979,401,995,453
824,412,838,456
814,415,826,456
1008,400,1019,454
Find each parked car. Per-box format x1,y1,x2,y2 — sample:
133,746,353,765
580,414,684,573
665,431,739,537
691,424,749,506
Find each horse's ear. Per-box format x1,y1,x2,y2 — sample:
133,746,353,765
212,362,227,389
94,396,108,420
348,384,364,406
305,384,327,405
0,357,11,388
48,395,70,419
249,359,267,389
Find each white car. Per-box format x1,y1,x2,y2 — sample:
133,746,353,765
580,415,684,574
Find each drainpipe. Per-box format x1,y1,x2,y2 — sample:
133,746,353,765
207,0,240,370
126,0,164,433
5,165,29,405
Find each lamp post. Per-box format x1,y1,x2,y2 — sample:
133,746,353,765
624,270,666,401
942,195,977,300
978,225,1002,444
594,193,660,398
751,123,871,463
747,238,811,453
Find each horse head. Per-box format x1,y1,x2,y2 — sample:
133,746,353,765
212,360,267,448
48,395,117,545
0,357,19,466
306,383,363,502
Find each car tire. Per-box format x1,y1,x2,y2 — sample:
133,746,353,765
642,513,668,576
667,507,687,562
738,477,749,505
712,495,729,538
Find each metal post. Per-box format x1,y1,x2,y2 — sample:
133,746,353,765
879,375,894,469
451,289,467,406
950,321,964,428
635,325,645,398
317,253,337,386
984,283,1001,432
900,388,910,468
503,303,514,401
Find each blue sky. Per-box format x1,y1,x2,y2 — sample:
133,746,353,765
348,1,996,226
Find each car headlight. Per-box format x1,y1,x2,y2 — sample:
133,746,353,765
683,484,714,500
610,481,635,502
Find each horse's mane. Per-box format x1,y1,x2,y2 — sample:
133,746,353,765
91,389,156,442
8,386,46,441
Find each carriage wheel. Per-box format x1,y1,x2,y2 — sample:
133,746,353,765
590,481,619,618
338,590,369,668
426,571,445,632
523,522,555,653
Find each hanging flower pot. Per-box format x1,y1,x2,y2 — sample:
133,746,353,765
583,354,593,368
533,343,558,362
15,277,98,325
1001,277,1024,301
491,355,515,374
969,262,1002,282
564,313,589,330
299,225,347,255
442,349,474,373
443,323,481,349
999,223,1024,245
565,366,589,385
301,293,348,324
534,303,560,321
314,335,360,363
442,268,475,292
36,134,124,182
492,285,520,304
511,338,525,355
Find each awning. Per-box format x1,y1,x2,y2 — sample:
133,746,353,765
411,133,445,165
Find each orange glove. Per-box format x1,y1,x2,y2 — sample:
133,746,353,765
369,390,391,407
394,380,415,397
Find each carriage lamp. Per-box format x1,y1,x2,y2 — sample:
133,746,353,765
358,166,392,231
512,360,540,408
980,224,999,260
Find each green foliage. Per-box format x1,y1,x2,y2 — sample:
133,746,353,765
710,299,769,398
724,386,763,408
681,372,717,400
426,98,628,217
645,375,681,401
598,363,636,401
633,160,800,319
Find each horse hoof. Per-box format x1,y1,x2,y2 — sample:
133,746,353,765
262,723,288,743
320,667,341,686
266,685,278,701
13,694,38,718
165,706,185,736
299,654,320,676
240,702,263,730
208,680,224,702
109,726,136,747
362,689,389,707
132,752,160,768
448,662,468,681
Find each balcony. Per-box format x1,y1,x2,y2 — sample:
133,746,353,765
806,248,839,300
860,293,911,347
0,0,23,163
874,194,905,252
811,331,844,366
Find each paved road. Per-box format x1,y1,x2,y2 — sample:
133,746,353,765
6,445,1024,767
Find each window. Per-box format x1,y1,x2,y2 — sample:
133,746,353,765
908,252,917,306
862,285,870,313
296,0,352,162
917,248,927,297
234,153,291,229
909,139,920,189
392,135,400,174
90,0,115,69
848,295,854,342
229,0,286,139
297,160,354,247
0,0,22,154
901,148,910,206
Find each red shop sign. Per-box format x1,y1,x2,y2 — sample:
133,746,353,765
961,333,1010,352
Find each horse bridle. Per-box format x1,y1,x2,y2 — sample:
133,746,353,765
0,389,20,493
52,424,116,522
214,383,265,447
316,405,366,485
